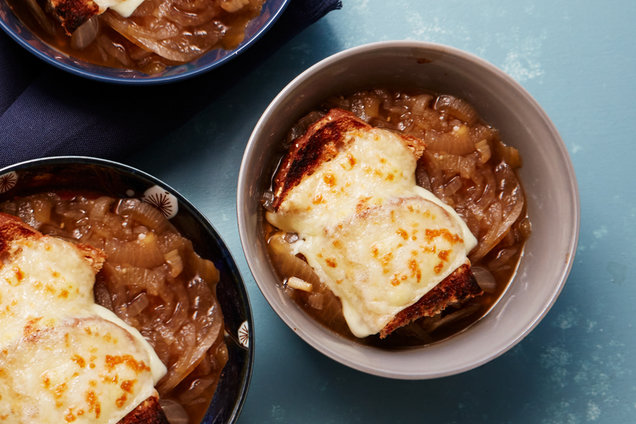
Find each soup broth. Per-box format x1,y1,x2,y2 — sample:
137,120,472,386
5,0,265,73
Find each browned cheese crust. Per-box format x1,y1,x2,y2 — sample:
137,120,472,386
118,395,169,424
39,0,100,34
380,263,482,338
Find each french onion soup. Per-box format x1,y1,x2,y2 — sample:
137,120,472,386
263,89,531,347
4,0,265,73
0,193,227,423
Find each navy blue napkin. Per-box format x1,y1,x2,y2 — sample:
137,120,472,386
0,0,342,168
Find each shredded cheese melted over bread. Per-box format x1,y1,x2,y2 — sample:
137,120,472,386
267,126,478,337
0,235,166,423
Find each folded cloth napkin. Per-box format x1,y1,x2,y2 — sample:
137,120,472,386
0,0,342,168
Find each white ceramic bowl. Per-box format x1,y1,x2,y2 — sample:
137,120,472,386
237,41,579,379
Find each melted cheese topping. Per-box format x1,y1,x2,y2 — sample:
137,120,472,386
0,236,166,423
268,127,477,338
94,0,144,17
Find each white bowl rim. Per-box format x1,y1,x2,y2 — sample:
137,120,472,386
237,40,580,379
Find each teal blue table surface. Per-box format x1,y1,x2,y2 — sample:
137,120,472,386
128,1,636,422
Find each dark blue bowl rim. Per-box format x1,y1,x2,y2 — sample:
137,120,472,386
0,0,290,85
0,155,255,423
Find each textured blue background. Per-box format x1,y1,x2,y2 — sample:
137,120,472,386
127,1,636,422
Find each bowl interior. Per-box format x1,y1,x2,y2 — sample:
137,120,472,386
0,0,288,84
0,157,253,423
238,41,579,379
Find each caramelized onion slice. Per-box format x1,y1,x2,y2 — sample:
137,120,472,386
71,17,99,50
115,198,169,233
159,399,189,424
469,162,525,262
425,128,475,155
103,235,165,268
102,11,225,62
156,297,224,393
267,232,321,288
434,94,479,125
472,266,497,293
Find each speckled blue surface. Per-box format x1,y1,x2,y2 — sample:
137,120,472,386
128,1,636,422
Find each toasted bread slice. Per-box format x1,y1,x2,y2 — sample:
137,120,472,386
272,108,425,210
270,110,481,338
379,263,482,338
39,0,100,34
119,395,169,424
0,212,106,272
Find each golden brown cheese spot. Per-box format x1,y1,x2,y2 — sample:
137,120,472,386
325,258,337,268
420,245,436,254
116,394,128,408
381,252,393,274
347,153,357,167
332,240,342,249
386,173,395,181
312,194,324,205
64,408,78,422
71,354,86,368
438,250,450,262
323,173,336,187
396,228,408,240
105,354,151,374
102,374,119,385
86,390,101,418
15,266,24,282
59,289,70,298
390,275,401,287
434,262,445,274
120,379,136,393
425,228,463,244
355,197,372,214
54,382,68,399
23,317,43,338
52,271,60,278
42,374,51,389
408,259,422,283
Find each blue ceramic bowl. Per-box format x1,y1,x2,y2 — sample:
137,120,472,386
0,0,289,84
0,156,254,423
